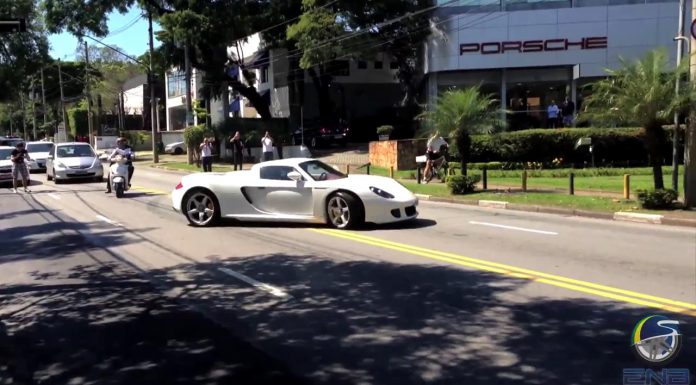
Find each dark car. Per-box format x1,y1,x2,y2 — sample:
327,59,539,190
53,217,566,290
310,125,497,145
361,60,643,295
293,121,350,148
0,137,24,147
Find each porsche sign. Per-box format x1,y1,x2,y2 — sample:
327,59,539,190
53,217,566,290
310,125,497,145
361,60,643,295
460,37,608,55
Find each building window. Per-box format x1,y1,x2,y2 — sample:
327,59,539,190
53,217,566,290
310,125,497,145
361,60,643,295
358,60,367,69
374,61,383,69
260,66,269,83
504,0,570,11
390,61,399,70
167,71,186,98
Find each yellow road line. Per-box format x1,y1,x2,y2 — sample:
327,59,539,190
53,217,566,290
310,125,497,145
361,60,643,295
131,185,169,196
310,228,696,317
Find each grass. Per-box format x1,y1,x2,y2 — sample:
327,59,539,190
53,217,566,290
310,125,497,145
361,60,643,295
399,180,641,212
485,174,685,195
153,161,233,173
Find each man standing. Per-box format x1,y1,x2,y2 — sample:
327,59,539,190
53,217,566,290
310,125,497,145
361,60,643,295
547,100,560,129
11,142,31,193
562,97,575,127
262,131,274,162
229,131,244,170
200,137,213,172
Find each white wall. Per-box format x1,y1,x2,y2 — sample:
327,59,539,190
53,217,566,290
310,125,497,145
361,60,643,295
426,2,685,77
123,85,144,115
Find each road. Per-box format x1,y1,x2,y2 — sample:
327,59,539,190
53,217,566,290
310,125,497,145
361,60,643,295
0,164,695,385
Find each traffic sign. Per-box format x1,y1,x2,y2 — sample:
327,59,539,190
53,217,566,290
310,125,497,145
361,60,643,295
0,19,27,33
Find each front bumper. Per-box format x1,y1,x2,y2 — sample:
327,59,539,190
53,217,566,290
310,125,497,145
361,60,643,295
171,188,185,212
364,197,419,224
27,160,47,171
0,172,12,184
54,166,104,180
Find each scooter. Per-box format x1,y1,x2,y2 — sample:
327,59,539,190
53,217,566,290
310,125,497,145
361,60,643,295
109,155,131,198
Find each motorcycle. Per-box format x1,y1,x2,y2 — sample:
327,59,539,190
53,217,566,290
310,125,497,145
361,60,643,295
109,154,131,198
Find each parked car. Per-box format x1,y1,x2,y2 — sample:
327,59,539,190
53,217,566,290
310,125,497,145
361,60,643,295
46,142,104,183
165,141,187,155
293,121,350,148
0,146,14,185
171,158,418,229
0,137,24,147
25,141,54,172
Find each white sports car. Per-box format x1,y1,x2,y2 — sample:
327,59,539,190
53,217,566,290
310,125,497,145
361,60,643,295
171,158,418,229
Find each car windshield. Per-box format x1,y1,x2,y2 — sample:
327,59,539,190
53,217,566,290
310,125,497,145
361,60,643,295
299,160,347,181
56,145,95,158
27,143,53,153
0,149,11,160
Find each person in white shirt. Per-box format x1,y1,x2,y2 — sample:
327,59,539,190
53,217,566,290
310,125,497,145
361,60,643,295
423,132,448,183
261,131,274,162
200,137,214,172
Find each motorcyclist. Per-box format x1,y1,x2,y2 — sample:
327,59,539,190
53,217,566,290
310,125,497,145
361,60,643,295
105,137,134,193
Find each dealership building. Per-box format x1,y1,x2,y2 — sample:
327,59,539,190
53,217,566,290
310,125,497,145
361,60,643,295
425,0,690,128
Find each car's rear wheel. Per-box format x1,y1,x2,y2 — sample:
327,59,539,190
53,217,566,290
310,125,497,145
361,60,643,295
326,192,364,229
183,189,220,227
174,147,183,155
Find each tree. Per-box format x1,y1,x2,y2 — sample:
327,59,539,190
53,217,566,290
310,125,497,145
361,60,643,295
582,49,688,190
419,86,503,175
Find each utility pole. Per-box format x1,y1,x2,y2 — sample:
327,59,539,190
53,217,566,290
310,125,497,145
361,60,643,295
686,2,696,208
57,59,69,136
84,41,94,145
148,10,159,163
184,43,193,126
19,91,26,140
672,0,687,193
40,67,47,126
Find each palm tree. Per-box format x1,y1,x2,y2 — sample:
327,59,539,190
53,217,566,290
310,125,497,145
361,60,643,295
419,86,504,175
582,49,688,189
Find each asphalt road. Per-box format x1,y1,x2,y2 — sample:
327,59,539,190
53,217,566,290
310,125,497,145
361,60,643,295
0,165,695,385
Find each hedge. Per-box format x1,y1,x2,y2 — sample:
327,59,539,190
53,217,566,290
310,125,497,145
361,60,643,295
454,127,675,167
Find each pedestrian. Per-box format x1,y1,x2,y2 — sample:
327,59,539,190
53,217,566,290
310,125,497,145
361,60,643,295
547,100,560,129
562,96,575,127
11,142,31,193
200,137,213,172
229,131,244,171
262,131,274,162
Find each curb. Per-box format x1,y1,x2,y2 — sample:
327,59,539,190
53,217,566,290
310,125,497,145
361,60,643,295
414,194,696,228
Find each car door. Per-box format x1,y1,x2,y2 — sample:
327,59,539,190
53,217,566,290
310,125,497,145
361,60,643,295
243,165,314,216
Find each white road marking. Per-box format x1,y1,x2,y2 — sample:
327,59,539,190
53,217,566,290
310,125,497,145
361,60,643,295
48,193,61,200
469,221,558,235
96,214,122,226
218,267,290,298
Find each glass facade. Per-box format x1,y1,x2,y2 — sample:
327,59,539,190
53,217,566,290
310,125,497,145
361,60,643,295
436,0,674,12
167,71,186,98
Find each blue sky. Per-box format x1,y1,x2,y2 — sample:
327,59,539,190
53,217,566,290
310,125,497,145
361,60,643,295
48,6,162,61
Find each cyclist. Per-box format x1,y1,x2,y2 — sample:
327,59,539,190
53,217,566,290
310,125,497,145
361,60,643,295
423,132,448,183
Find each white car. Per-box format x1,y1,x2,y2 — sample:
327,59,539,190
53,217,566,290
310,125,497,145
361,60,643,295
165,141,186,155
171,158,418,229
46,142,104,183
25,141,54,172
0,146,15,185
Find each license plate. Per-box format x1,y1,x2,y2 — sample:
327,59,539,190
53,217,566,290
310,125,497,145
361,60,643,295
73,170,87,174
334,134,343,139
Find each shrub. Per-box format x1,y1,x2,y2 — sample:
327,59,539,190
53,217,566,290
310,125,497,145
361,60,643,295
376,125,394,135
636,189,678,209
447,174,481,195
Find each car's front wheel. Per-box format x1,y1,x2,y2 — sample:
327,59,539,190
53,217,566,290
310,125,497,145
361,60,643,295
183,189,220,227
326,192,364,229
174,147,183,155
46,170,53,181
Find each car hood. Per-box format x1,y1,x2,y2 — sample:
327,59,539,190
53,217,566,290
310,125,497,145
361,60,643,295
29,152,50,160
331,175,416,200
57,156,98,168
0,160,12,168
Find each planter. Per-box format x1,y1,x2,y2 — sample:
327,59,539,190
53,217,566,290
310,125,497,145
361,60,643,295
379,135,390,141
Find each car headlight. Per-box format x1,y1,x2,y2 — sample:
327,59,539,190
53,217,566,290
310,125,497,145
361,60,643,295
370,186,394,199
56,161,67,169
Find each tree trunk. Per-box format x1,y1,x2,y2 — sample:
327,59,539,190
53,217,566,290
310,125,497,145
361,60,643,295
644,124,665,189
224,69,271,120
456,133,471,177
308,66,333,125
685,110,696,207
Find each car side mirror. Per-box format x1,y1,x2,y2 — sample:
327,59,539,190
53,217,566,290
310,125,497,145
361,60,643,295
287,171,303,181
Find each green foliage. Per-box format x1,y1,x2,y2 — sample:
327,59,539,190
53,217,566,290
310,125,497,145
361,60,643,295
193,100,208,125
465,127,660,165
67,103,88,138
119,131,149,146
446,174,481,195
636,188,678,209
286,4,347,69
376,125,394,135
183,125,214,149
